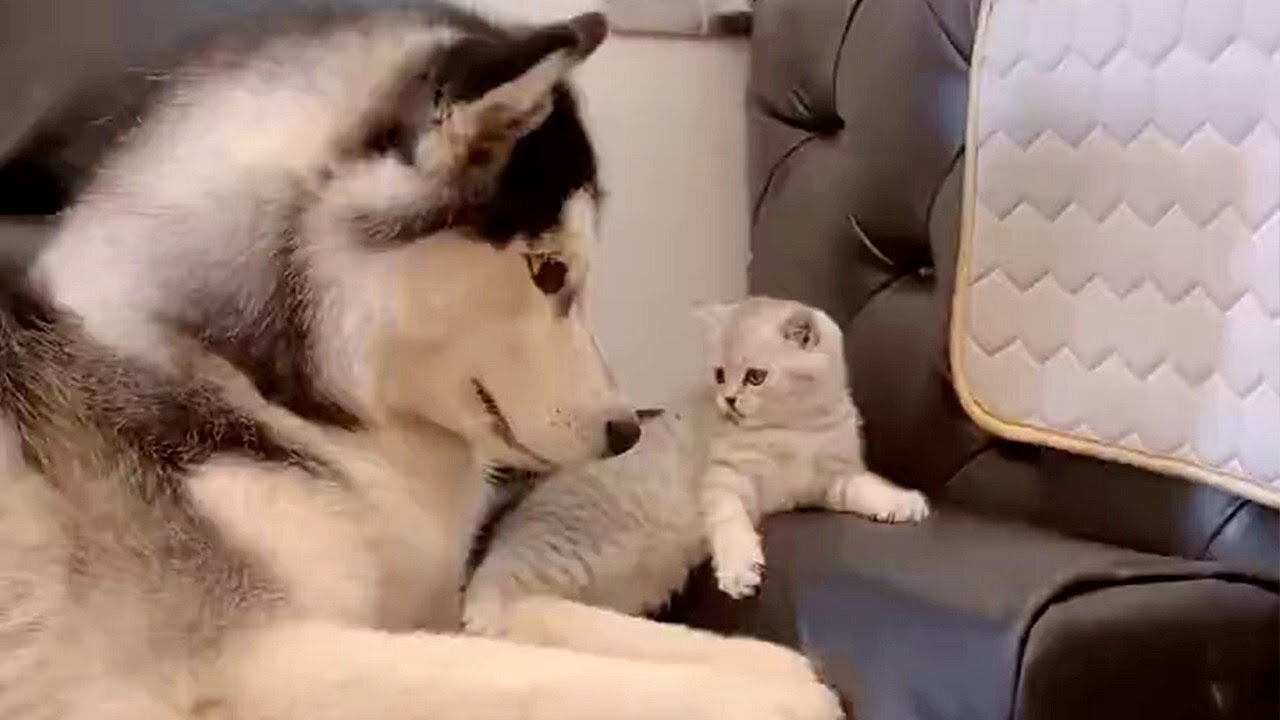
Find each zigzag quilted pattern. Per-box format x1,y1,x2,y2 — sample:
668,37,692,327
957,0,1280,501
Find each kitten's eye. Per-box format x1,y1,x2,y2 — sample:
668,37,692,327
527,257,568,295
714,367,725,385
743,368,768,386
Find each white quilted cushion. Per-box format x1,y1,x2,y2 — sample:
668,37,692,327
954,0,1280,506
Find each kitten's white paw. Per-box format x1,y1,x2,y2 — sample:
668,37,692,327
713,541,765,599
829,472,931,524
872,488,930,523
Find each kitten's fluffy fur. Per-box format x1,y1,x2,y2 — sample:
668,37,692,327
466,297,930,633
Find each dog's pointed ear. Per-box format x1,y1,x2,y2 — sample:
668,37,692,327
438,13,606,145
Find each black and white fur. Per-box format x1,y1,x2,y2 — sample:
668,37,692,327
0,7,841,720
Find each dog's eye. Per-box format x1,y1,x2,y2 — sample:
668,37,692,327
528,257,568,295
743,368,768,386
714,367,725,385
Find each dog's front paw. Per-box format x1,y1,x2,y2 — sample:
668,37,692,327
713,540,765,599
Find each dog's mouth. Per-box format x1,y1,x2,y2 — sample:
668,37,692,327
636,407,665,423
471,379,553,470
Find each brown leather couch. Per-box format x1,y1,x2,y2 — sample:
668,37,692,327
2,2,1277,719
669,1,1280,718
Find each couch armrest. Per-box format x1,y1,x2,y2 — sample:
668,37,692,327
669,510,1279,720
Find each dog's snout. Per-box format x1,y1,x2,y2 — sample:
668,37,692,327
603,417,642,457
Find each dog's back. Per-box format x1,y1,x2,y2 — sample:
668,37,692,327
0,282,292,718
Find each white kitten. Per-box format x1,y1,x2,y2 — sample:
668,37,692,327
696,297,930,597
464,297,929,635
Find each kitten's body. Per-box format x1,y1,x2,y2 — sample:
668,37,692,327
466,297,930,632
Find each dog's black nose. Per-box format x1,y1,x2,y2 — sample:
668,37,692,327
604,418,642,457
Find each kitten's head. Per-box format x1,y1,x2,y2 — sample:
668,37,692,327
695,297,847,427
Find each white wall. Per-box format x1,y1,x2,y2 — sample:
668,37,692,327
471,1,752,405
579,37,750,405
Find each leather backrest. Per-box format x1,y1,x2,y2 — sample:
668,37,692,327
746,0,1278,575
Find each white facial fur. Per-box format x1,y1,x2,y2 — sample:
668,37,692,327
697,297,848,428
37,15,632,471
345,192,628,470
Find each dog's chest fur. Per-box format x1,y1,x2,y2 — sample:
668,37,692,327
188,429,489,631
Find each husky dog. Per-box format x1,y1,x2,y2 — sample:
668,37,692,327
0,6,841,720
466,298,929,633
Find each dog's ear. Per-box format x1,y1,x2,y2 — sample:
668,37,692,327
425,14,606,175
439,13,608,106
352,15,605,245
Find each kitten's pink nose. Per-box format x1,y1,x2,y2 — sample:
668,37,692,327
725,396,738,410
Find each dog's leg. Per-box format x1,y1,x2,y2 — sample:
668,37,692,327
493,596,820,686
207,622,842,720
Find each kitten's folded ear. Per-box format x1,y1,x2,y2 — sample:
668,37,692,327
781,309,819,349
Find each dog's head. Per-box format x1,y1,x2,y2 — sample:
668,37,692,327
43,10,638,470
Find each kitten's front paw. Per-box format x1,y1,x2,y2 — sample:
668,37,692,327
713,541,765,599
873,489,930,523
829,473,931,523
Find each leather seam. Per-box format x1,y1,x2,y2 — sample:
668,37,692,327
940,442,996,494
846,213,898,271
1196,498,1249,560
750,128,818,226
829,0,868,121
841,269,918,330
920,0,971,65
862,270,915,309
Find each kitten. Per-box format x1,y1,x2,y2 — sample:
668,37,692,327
464,297,930,635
